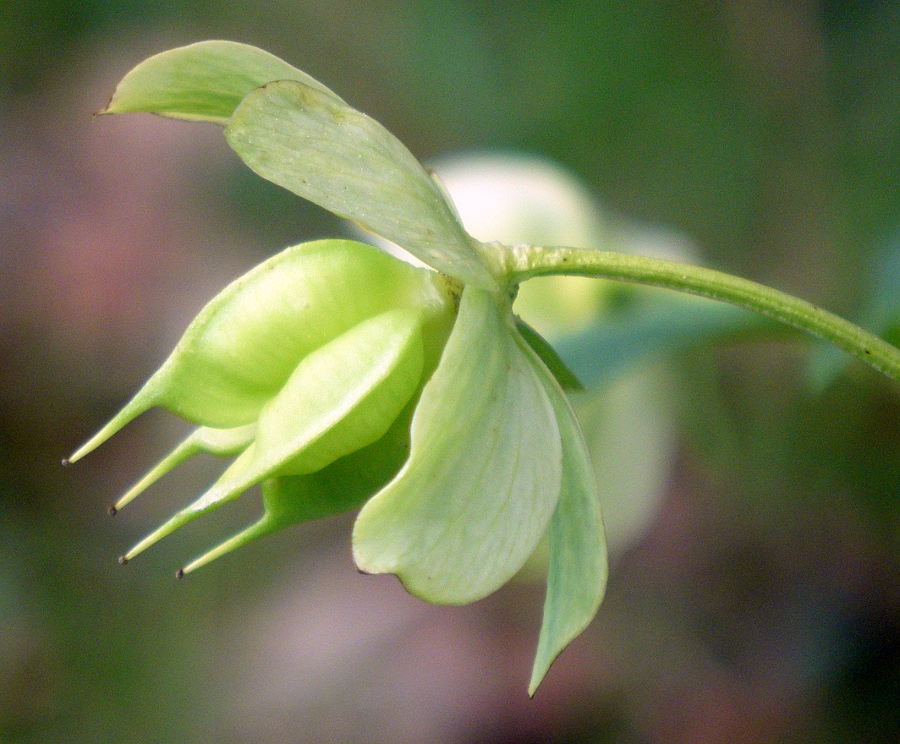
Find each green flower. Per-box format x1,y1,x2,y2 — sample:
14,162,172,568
71,41,607,694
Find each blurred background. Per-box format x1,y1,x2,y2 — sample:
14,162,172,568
3,1,900,741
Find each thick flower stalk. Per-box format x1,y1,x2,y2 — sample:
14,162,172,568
70,41,900,694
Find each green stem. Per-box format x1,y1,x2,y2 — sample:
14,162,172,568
498,244,900,382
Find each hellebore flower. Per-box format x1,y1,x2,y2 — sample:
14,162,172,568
71,41,608,694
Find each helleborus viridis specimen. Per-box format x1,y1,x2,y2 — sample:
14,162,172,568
68,41,900,695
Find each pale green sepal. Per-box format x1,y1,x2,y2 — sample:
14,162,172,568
352,287,562,605
115,424,256,510
100,40,340,124
123,308,425,561
519,337,608,696
224,80,498,290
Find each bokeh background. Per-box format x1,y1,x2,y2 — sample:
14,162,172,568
3,1,900,741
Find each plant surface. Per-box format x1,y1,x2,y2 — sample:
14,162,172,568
67,41,900,694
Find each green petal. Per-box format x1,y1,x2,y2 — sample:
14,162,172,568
352,287,562,605
123,308,425,561
100,40,339,124
224,80,497,290
518,337,608,696
68,240,441,462
114,424,256,511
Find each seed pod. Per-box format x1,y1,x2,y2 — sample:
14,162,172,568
67,239,448,463
179,392,419,575
120,306,429,562
120,291,456,571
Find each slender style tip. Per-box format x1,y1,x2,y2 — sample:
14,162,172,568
108,505,118,517
124,510,198,562
181,515,277,576
66,391,155,465
175,568,185,580
61,458,70,467
117,555,128,565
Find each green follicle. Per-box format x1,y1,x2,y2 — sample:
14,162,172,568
122,308,428,563
122,444,256,561
179,517,276,576
66,390,157,465
179,476,316,576
61,235,457,573
66,240,448,464
179,394,424,576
